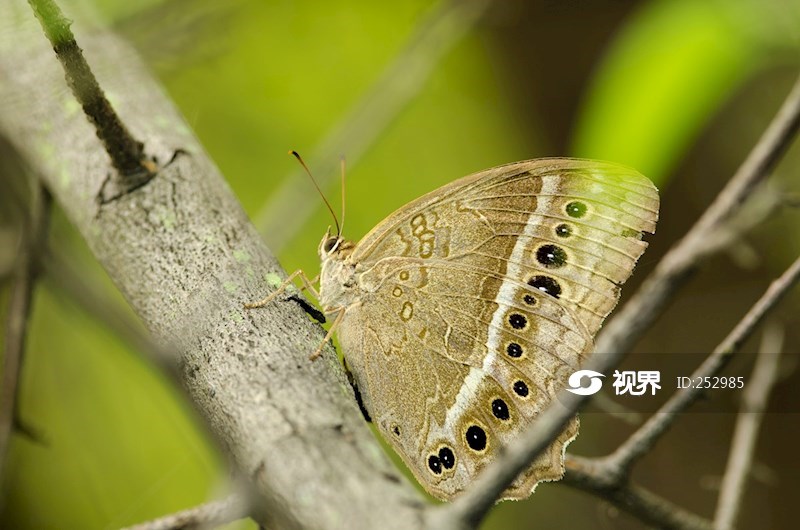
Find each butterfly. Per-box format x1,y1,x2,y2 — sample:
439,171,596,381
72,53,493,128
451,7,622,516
248,158,659,501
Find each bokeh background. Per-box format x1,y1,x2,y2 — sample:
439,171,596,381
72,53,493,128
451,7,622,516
2,0,800,528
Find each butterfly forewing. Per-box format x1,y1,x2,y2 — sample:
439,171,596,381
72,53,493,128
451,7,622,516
329,158,659,500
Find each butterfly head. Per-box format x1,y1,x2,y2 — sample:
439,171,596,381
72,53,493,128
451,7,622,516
318,228,357,310
318,227,354,261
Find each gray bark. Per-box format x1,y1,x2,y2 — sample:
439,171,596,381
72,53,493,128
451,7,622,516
0,2,427,528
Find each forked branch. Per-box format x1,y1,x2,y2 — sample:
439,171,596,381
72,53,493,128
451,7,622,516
604,255,800,477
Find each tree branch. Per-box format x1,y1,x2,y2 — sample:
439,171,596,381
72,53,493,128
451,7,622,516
0,3,427,528
26,0,154,186
0,183,51,480
120,494,247,530
562,456,712,530
41,245,180,374
713,324,784,530
604,255,800,476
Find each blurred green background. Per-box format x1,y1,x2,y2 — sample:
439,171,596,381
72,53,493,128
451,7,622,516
2,0,800,528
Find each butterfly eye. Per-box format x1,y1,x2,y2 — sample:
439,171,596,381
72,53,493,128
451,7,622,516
323,237,338,253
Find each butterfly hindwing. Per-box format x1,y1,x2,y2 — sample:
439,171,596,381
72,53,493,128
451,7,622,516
328,158,659,500
341,262,585,499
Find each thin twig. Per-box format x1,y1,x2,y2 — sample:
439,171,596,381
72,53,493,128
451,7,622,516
0,184,51,480
26,0,153,180
254,0,491,251
562,456,713,530
594,73,800,357
714,324,784,530
605,256,800,476
120,494,247,530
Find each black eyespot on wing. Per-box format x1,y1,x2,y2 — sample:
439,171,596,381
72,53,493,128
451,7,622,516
566,201,587,218
491,398,510,421
392,425,400,436
513,380,529,397
506,342,523,358
536,244,567,268
465,425,487,451
523,294,536,306
439,446,455,469
508,313,527,329
528,276,562,298
555,223,572,238
428,454,442,475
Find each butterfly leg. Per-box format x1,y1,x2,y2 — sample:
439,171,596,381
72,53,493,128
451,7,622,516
309,308,344,361
244,269,320,309
297,273,321,297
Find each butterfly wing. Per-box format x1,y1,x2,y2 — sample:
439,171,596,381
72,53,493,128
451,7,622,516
337,158,658,500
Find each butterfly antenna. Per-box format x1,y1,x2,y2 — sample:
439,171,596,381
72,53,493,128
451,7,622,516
339,154,347,236
290,150,340,236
